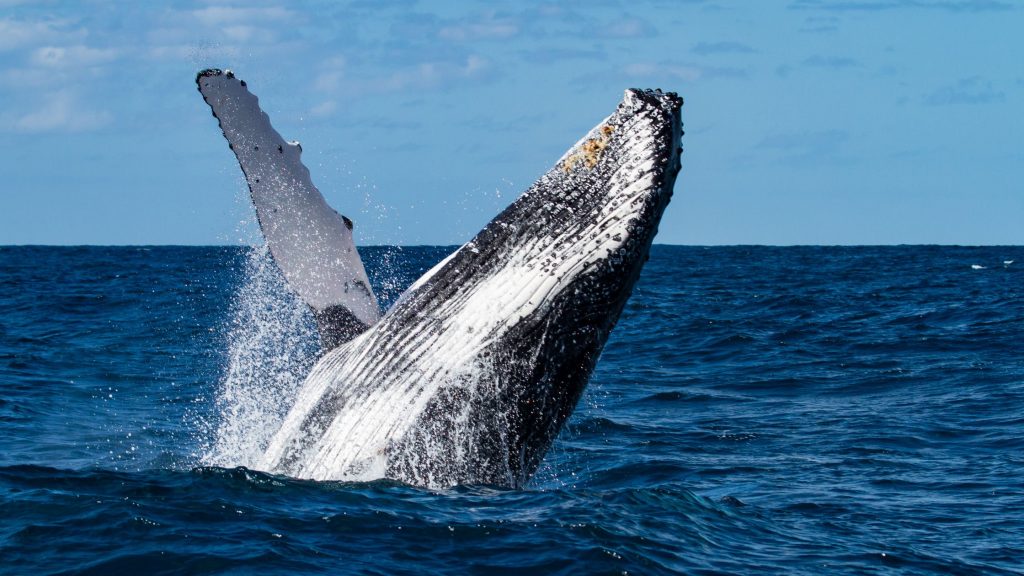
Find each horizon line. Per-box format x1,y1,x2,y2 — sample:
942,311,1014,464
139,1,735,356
2,243,1022,249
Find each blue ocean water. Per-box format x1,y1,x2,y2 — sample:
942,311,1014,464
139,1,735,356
1,245,1021,575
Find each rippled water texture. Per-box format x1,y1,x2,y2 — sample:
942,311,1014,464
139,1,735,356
1,245,1022,574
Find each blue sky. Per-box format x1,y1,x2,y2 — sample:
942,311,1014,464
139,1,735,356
0,0,1020,245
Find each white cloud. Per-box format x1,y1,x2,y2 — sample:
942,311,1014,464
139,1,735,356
624,62,746,81
789,0,1014,13
438,15,519,41
314,56,347,92
146,44,194,60
757,129,851,164
138,4,301,62
802,55,859,69
190,6,296,27
309,100,338,118
597,17,656,39
625,62,702,82
5,91,111,133
0,66,54,88
924,76,1005,106
221,25,259,42
30,45,119,68
691,41,757,55
343,55,492,95
0,18,84,51
382,55,489,91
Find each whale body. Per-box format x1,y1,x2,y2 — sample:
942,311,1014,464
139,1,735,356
197,69,683,488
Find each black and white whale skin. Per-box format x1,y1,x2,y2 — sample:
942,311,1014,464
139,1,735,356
198,70,683,488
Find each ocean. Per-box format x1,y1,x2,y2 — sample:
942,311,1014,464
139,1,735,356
1,245,1021,575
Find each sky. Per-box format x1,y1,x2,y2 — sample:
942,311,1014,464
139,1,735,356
0,0,1021,246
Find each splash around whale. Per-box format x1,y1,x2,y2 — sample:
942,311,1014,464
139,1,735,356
197,69,683,488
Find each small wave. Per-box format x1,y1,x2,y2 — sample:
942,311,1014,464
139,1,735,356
568,416,633,434
634,390,718,403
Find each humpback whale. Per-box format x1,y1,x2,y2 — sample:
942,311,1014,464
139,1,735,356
197,69,683,488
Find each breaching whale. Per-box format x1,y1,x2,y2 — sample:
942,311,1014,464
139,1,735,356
197,69,683,488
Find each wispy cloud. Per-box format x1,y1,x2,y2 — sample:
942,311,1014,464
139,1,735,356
758,129,851,164
924,76,1005,106
789,0,1014,13
310,54,494,110
0,0,43,6
140,3,307,62
623,61,747,82
313,56,347,92
388,10,527,46
3,91,111,133
802,55,860,69
0,17,85,51
30,45,118,68
438,13,519,41
596,17,657,39
309,100,338,119
372,55,492,91
458,112,550,134
776,54,858,77
798,15,840,33
0,17,120,99
347,0,417,9
381,6,656,53
518,47,607,64
691,41,756,55
190,5,297,27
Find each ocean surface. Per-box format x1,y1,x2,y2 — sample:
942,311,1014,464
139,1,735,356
1,245,1021,575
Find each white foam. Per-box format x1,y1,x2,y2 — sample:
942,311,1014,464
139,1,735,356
201,245,320,468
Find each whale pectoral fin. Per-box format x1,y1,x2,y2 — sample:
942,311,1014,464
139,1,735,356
196,69,381,347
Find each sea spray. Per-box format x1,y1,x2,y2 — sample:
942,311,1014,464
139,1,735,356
201,245,320,468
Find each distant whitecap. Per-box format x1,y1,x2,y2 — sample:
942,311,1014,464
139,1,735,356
971,264,985,270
